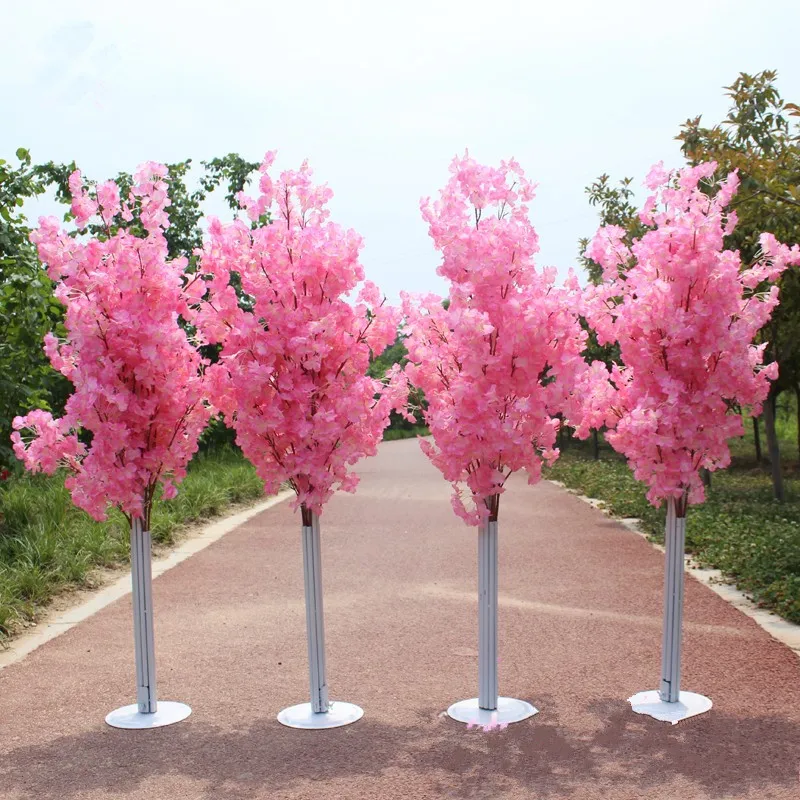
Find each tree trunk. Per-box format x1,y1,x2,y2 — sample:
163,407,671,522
753,415,763,464
795,385,800,462
300,505,329,713
659,497,686,703
106,516,191,729
447,494,536,727
478,514,498,711
277,505,363,729
763,392,784,502
700,468,711,488
130,517,157,714
592,429,599,460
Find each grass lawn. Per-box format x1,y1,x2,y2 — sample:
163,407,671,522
383,425,429,441
545,406,800,625
0,446,265,642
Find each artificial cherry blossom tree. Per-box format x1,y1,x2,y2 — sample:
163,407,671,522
193,152,408,729
403,153,587,726
577,161,800,723
12,164,212,729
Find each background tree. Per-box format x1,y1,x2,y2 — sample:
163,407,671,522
579,71,800,496
0,149,262,465
0,149,73,466
368,327,428,434
67,154,261,267
678,69,800,500
576,175,640,457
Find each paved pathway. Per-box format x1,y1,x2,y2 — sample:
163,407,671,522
1,439,798,799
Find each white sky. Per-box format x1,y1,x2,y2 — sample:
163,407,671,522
4,0,799,303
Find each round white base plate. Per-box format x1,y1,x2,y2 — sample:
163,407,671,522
277,701,363,729
447,697,538,727
105,701,192,729
628,690,712,724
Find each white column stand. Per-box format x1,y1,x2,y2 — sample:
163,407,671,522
278,509,363,729
105,518,192,729
447,515,537,726
629,497,712,724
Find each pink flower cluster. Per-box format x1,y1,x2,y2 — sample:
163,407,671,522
466,711,508,732
12,165,212,522
576,162,800,508
192,153,409,516
403,153,587,525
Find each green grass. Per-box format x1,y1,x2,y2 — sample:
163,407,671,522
546,420,800,624
0,446,265,641
382,425,430,441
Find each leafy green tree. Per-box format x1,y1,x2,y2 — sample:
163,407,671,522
579,72,800,492
577,175,636,457
0,150,72,466
578,174,646,283
367,332,408,380
56,154,263,367
73,154,261,266
678,69,800,500
1,150,263,465
366,298,457,433
368,329,426,432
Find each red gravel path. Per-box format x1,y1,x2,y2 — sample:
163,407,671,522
1,438,798,799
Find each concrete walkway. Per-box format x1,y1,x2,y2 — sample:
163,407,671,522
0,438,798,799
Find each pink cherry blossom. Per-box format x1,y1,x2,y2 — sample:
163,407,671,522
12,165,212,525
465,711,508,732
576,162,800,508
191,154,409,517
403,152,587,525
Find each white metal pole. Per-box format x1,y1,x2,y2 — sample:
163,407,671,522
277,507,363,729
105,517,191,728
132,517,158,713
659,498,686,703
478,517,498,711
628,494,711,722
447,508,537,726
303,511,329,713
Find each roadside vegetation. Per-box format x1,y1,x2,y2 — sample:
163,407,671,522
546,404,800,624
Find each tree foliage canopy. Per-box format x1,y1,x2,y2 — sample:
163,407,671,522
677,69,800,395
0,151,262,467
0,149,72,465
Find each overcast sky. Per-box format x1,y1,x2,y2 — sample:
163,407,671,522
4,0,799,303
